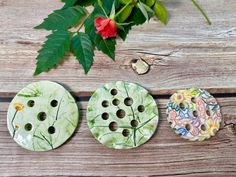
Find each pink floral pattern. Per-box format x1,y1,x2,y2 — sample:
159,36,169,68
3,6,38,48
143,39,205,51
167,89,222,141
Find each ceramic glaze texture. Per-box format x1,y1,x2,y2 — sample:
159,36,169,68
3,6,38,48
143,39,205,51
7,81,79,151
167,89,222,141
87,81,159,149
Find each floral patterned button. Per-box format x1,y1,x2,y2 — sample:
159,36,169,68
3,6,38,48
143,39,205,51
167,89,222,141
87,81,159,149
7,81,79,151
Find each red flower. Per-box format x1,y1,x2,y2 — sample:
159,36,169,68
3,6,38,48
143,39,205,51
94,17,117,39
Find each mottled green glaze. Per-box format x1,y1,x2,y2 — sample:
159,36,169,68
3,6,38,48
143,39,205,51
87,81,159,149
7,81,79,151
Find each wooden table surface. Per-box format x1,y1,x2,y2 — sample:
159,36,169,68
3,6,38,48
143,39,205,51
0,0,235,176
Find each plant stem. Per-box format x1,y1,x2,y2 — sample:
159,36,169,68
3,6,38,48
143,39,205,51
11,110,18,138
191,0,212,25
70,13,91,35
98,0,108,18
114,0,132,19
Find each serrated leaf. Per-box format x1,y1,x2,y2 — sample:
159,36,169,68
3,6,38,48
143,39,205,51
35,6,87,30
34,30,70,76
72,32,95,74
153,2,168,25
84,8,101,42
95,35,116,60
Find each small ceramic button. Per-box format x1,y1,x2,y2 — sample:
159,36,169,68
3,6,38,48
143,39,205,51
167,89,222,141
131,58,150,75
87,81,159,149
7,81,79,151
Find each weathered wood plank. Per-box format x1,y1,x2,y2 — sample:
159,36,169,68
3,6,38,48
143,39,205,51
0,97,235,176
0,0,236,97
0,0,236,176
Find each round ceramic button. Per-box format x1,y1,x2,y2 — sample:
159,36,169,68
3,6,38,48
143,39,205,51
87,81,159,149
167,89,222,141
7,81,79,151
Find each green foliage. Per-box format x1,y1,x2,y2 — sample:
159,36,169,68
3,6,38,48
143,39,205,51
34,0,211,75
61,0,77,8
72,32,95,74
153,1,168,24
119,4,134,22
75,0,97,7
35,6,87,30
34,30,70,76
95,35,116,60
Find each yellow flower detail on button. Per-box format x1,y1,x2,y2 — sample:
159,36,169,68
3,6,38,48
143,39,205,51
179,90,192,102
171,90,192,104
201,119,220,136
171,93,184,104
14,103,24,111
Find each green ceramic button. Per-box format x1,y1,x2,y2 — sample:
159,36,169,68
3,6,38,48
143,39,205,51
7,81,79,151
87,81,159,149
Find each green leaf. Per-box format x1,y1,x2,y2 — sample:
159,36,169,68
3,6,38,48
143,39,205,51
138,2,149,20
142,2,155,14
75,0,96,7
62,0,97,7
84,10,100,42
61,0,77,8
98,0,103,7
120,0,130,4
95,35,116,60
146,0,156,7
128,7,146,25
138,2,154,21
34,30,70,76
35,6,87,30
100,0,120,16
153,1,168,25
109,2,116,19
71,32,95,74
117,23,132,41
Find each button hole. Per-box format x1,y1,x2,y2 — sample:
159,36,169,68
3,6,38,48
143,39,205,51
138,105,145,112
109,122,118,131
48,126,55,134
24,123,32,131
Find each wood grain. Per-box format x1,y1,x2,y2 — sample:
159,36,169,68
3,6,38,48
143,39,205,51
0,97,235,177
0,0,236,97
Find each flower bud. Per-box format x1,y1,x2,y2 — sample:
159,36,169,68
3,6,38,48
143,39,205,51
119,4,134,22
146,0,156,7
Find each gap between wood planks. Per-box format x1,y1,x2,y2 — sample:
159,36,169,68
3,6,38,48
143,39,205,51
1,92,236,102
